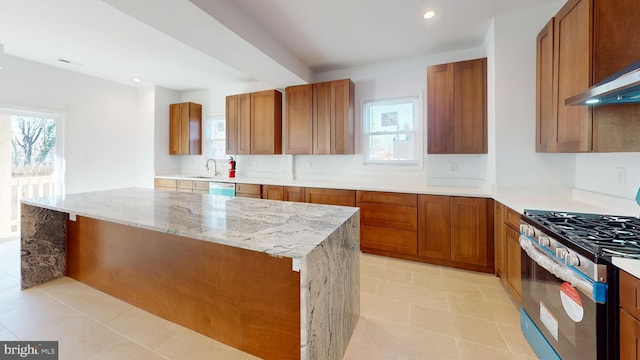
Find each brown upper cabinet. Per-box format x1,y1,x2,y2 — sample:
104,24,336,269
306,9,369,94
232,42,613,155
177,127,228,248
226,93,251,155
536,0,640,152
427,58,487,154
169,102,202,155
226,90,282,155
284,79,355,155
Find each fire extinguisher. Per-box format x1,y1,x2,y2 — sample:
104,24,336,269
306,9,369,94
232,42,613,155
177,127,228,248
228,156,236,178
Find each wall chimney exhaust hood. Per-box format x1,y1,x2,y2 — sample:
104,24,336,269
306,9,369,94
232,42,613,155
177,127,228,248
566,60,640,106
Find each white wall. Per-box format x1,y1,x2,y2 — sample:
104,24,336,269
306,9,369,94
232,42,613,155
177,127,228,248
226,47,495,187
575,153,640,199
153,86,182,175
492,1,574,195
0,55,143,194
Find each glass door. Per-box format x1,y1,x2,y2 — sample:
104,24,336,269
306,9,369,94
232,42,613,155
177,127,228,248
0,109,64,237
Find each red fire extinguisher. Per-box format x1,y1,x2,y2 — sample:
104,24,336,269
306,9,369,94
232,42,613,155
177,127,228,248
228,156,236,178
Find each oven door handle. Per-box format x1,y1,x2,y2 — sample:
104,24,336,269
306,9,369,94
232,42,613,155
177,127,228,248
519,235,594,298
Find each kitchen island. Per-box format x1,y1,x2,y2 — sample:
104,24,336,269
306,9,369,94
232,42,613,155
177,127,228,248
20,188,360,360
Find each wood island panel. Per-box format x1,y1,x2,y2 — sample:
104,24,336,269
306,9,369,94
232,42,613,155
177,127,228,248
66,216,301,360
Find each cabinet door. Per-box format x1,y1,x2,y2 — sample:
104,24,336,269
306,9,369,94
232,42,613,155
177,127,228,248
620,270,640,319
285,85,313,154
283,186,305,202
427,63,454,154
187,103,202,155
251,90,282,154
225,95,238,154
330,79,354,154
417,195,451,260
305,188,355,207
453,58,487,154
505,226,522,301
494,202,505,278
236,183,261,198
313,82,331,154
451,197,488,267
237,93,252,155
169,103,201,155
536,19,554,153
553,0,592,152
361,227,417,255
262,185,284,201
169,104,187,155
620,309,640,360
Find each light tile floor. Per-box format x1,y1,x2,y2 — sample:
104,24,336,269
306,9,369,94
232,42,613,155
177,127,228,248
0,236,537,359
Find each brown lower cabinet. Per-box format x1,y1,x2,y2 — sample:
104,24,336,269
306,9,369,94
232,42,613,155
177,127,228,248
494,202,522,303
418,195,493,273
360,193,494,273
262,185,284,200
154,179,209,194
284,186,305,202
305,187,356,206
620,270,640,359
357,191,418,255
236,183,261,199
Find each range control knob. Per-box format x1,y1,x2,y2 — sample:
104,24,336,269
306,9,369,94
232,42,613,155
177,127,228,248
556,248,569,259
520,224,535,237
539,236,551,247
565,254,580,267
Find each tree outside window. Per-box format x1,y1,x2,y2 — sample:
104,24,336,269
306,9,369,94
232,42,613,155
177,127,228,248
11,116,56,176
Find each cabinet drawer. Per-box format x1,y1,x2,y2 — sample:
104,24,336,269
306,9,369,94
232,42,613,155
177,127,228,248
356,191,417,207
504,207,521,230
177,180,193,189
361,226,417,255
155,178,177,188
305,188,356,206
192,181,210,191
236,183,261,195
620,270,640,319
359,204,417,231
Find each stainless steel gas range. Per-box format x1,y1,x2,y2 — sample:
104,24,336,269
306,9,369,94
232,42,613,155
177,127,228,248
519,210,640,360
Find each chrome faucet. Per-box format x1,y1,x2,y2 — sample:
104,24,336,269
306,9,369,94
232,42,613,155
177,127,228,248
206,158,220,176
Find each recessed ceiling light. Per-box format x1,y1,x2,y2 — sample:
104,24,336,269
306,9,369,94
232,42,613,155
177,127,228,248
132,78,141,83
424,10,436,19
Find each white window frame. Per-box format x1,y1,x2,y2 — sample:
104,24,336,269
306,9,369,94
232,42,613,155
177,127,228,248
203,114,227,160
362,96,420,165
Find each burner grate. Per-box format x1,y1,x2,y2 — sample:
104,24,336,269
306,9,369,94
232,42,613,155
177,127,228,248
525,210,640,258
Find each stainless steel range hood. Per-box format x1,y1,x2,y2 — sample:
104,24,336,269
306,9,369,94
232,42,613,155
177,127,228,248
565,60,640,106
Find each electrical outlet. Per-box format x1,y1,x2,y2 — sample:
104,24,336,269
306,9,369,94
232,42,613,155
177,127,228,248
252,160,258,169
305,161,312,169
449,162,458,173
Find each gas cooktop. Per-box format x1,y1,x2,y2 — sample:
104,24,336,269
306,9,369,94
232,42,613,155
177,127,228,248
523,210,640,258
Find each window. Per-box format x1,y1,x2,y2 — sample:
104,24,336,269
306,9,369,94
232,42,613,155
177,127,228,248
204,115,226,159
363,96,418,164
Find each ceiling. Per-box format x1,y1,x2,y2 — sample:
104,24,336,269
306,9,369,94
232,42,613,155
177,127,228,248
0,0,559,91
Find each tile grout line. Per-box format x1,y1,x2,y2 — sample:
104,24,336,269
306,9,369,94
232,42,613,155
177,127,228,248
34,286,172,360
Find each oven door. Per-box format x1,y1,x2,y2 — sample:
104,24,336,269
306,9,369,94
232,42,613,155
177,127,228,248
520,236,608,360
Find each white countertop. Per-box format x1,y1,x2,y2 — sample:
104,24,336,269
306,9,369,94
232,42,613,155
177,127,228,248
22,188,358,261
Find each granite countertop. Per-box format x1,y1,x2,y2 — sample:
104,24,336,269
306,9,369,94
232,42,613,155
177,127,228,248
21,188,359,261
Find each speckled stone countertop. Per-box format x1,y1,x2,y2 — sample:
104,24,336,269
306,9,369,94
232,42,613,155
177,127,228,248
22,187,359,260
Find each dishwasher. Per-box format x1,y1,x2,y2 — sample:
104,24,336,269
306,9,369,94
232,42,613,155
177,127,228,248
208,182,236,197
